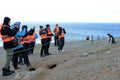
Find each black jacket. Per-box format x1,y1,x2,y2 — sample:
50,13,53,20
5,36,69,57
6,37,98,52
1,25,19,49
22,28,35,38
39,29,47,35
45,28,53,37
58,27,66,36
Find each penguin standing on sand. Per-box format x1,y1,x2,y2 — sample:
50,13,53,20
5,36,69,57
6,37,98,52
107,33,115,45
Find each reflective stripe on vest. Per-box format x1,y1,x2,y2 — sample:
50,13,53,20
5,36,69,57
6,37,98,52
0,24,15,42
20,35,30,44
1,35,14,42
24,35,30,43
39,30,47,39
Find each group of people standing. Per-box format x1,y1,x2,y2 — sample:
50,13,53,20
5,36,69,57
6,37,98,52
0,17,37,76
53,24,66,52
39,24,66,57
39,24,53,57
0,17,66,76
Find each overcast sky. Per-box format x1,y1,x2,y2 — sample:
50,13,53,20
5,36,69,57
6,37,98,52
0,0,120,23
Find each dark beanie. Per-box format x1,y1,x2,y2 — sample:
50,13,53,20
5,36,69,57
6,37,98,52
22,25,27,30
46,24,50,27
39,25,43,29
3,17,11,25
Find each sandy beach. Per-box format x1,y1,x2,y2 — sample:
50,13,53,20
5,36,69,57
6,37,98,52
0,37,120,80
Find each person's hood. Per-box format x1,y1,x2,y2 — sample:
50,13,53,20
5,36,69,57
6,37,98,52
3,17,11,25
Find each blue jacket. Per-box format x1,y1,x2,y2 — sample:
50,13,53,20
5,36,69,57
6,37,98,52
13,28,26,50
35,33,38,39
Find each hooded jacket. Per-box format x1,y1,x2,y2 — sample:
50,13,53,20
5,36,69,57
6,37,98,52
1,17,19,49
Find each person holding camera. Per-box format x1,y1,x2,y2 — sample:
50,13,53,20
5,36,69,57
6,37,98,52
0,17,19,76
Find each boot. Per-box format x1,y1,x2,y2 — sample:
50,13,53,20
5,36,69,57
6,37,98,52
8,69,15,73
2,68,13,76
8,66,15,73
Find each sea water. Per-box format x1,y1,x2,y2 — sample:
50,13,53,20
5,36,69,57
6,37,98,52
0,22,120,47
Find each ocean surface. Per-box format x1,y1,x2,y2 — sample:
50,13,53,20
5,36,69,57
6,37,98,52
0,22,120,47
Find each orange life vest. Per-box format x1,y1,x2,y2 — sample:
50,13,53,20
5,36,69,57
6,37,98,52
59,30,65,39
29,33,36,42
0,25,15,42
20,35,30,44
39,29,47,39
47,28,52,38
1,35,14,42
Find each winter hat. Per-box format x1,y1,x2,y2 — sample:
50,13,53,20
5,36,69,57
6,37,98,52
55,24,58,26
39,25,43,29
46,24,50,28
22,25,27,30
3,17,11,25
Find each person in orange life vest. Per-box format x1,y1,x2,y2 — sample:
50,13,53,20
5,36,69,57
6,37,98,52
39,26,48,57
53,24,59,46
29,28,38,55
19,25,35,70
0,17,19,76
45,24,53,55
58,27,66,52
11,22,27,69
